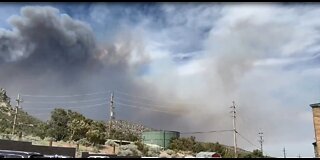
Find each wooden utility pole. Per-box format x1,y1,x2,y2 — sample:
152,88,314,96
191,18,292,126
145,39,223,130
12,94,22,135
231,101,238,158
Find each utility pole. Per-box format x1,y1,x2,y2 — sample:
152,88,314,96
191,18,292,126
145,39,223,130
258,132,264,156
163,130,166,150
108,91,114,138
12,94,22,135
231,101,238,158
283,147,286,158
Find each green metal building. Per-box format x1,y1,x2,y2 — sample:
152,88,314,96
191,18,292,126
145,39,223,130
142,131,180,149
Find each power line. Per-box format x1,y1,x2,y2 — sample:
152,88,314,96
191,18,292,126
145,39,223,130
113,90,195,105
24,102,108,110
180,129,233,134
236,131,260,148
25,103,108,117
19,89,197,107
63,103,108,109
20,91,110,98
114,97,173,109
116,102,181,115
26,112,50,116
23,98,106,104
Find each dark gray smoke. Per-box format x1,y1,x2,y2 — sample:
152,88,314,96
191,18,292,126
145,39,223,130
0,6,100,85
0,6,183,129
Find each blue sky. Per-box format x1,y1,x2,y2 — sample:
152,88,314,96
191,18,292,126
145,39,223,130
0,3,320,158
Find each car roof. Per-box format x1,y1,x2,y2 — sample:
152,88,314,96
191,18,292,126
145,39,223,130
0,150,42,155
1,153,24,158
88,156,109,157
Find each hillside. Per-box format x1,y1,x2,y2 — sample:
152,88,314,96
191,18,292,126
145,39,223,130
0,88,262,158
0,89,45,136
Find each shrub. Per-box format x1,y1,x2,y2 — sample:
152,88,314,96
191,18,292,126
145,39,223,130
78,138,91,147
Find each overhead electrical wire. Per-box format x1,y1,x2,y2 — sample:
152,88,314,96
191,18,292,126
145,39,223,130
20,89,187,115
24,102,108,111
237,131,272,156
114,97,172,109
181,129,233,134
237,131,260,148
20,89,196,108
23,98,106,104
20,91,111,98
115,102,181,115
113,90,196,105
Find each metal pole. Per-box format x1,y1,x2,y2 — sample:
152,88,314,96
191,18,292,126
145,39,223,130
12,94,22,135
231,101,237,158
12,107,18,135
163,130,166,150
108,91,114,138
259,132,264,156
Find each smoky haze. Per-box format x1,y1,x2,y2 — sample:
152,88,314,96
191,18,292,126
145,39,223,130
0,4,318,156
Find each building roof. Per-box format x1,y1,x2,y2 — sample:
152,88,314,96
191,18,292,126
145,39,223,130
310,103,320,108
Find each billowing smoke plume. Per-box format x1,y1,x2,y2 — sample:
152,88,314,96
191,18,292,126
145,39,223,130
0,6,150,121
1,4,320,157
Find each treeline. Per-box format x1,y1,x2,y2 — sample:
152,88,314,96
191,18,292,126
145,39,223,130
35,108,140,146
0,89,44,136
0,89,140,146
168,136,265,158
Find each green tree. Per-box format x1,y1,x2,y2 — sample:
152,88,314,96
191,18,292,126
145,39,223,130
243,149,264,158
66,110,90,141
168,136,196,151
86,121,107,146
34,123,49,139
0,88,10,105
68,118,90,141
47,108,70,141
192,142,205,153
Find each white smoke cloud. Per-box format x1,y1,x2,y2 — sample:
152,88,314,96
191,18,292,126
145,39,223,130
137,4,320,157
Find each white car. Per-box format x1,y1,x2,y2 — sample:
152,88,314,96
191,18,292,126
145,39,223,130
87,156,110,158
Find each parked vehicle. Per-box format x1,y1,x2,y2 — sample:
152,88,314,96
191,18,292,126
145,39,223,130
87,155,110,158
44,154,73,158
196,152,222,158
0,150,44,158
0,153,24,158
